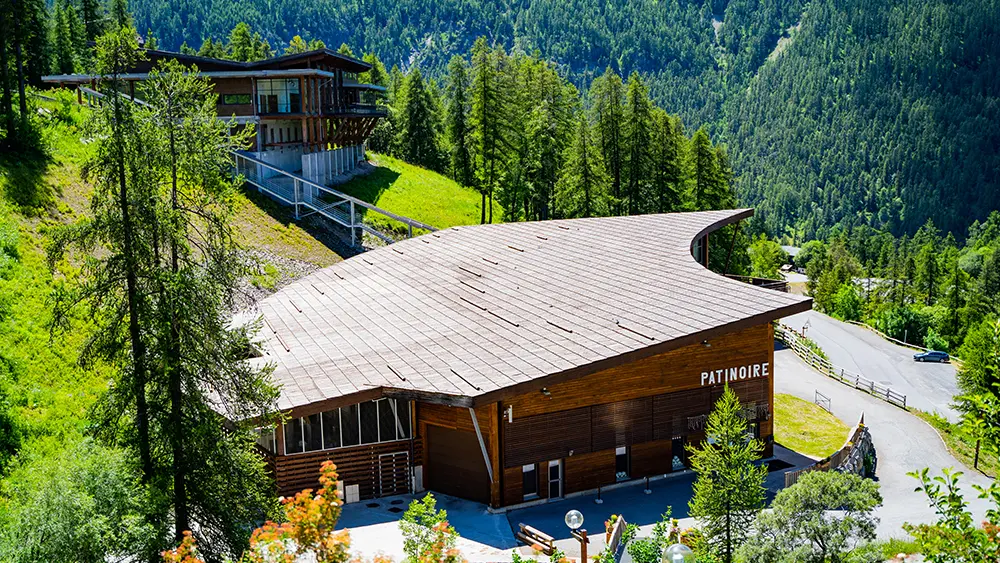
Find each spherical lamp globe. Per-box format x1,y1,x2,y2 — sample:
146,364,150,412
564,509,584,531
662,543,694,563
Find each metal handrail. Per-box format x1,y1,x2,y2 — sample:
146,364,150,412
234,150,437,233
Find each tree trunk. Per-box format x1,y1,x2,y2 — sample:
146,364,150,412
111,70,154,484
12,0,27,129
0,10,14,142
167,124,189,539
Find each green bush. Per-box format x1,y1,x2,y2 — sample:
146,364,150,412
924,327,949,352
832,283,863,321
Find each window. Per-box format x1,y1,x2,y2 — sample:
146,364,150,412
257,79,301,113
378,399,398,441
222,93,251,105
615,446,630,481
341,404,360,446
303,413,323,452
284,419,303,454
360,401,379,444
522,464,538,499
322,410,341,449
254,427,275,453
281,399,412,455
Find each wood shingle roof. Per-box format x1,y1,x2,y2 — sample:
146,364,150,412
249,210,812,412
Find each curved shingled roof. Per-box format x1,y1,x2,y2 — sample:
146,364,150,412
250,209,812,412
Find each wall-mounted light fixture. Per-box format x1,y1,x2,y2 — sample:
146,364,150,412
506,405,513,423
541,387,552,397
701,340,711,348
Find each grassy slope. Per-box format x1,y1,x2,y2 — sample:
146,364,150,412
913,409,999,479
337,153,493,233
773,392,850,459
0,95,344,450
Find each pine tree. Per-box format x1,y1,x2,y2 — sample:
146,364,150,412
470,37,507,224
139,59,279,553
623,71,652,215
590,67,624,214
555,116,610,218
916,242,940,305
445,55,474,190
178,41,196,55
337,43,355,57
361,53,387,86
197,37,226,59
649,109,683,213
81,0,103,41
284,35,309,55
227,22,272,62
53,2,78,74
688,385,767,563
691,127,724,210
111,0,129,29
396,67,442,170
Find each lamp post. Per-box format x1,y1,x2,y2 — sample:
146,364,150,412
662,543,694,563
565,509,588,562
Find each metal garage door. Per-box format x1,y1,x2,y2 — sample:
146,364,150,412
426,425,490,504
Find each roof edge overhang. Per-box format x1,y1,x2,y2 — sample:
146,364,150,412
42,68,338,84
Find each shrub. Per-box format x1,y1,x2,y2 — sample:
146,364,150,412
400,493,455,563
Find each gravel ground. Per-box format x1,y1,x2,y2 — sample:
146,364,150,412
233,248,322,312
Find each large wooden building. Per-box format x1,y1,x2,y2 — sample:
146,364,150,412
248,210,811,509
43,48,385,185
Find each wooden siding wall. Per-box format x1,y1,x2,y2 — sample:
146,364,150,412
274,439,419,499
499,322,775,504
213,78,254,116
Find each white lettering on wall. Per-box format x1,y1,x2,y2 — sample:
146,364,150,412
700,362,770,386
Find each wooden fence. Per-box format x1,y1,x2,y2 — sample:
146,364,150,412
784,413,874,487
775,323,907,409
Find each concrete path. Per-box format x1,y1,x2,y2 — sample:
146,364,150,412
783,310,960,422
774,346,993,538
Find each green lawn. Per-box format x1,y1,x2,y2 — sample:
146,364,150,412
773,393,851,459
913,409,999,479
337,153,494,234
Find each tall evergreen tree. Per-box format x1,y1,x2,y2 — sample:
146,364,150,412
227,22,272,62
470,37,507,224
81,0,104,41
140,59,279,553
691,127,724,210
649,109,683,213
590,67,624,214
445,55,474,190
395,67,442,170
623,71,652,215
555,116,610,218
688,385,767,563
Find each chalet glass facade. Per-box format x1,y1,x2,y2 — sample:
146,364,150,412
257,78,302,114
282,398,412,455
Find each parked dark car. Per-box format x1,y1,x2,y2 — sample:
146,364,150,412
914,350,950,363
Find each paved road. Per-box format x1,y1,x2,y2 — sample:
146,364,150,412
774,347,992,538
783,310,960,422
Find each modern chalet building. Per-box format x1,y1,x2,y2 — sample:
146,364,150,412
248,209,812,509
43,48,385,187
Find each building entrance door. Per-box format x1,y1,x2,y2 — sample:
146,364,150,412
671,437,687,472
548,460,562,498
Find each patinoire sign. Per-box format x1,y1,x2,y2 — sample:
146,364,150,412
700,362,770,386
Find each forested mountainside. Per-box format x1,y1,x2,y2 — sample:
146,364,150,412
127,0,1000,239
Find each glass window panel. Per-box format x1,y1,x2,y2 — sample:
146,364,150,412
395,400,411,439
360,401,379,444
255,427,275,453
322,410,341,449
283,419,303,454
303,413,322,452
341,404,360,446
522,464,537,497
378,399,397,442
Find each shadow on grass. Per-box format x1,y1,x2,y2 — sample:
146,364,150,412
0,147,55,214
241,187,364,259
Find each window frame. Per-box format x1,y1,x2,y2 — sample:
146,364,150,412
281,398,412,456
221,93,252,105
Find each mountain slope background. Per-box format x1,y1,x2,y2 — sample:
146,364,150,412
130,0,1000,240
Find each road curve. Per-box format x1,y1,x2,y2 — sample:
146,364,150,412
774,347,991,538
782,310,960,422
